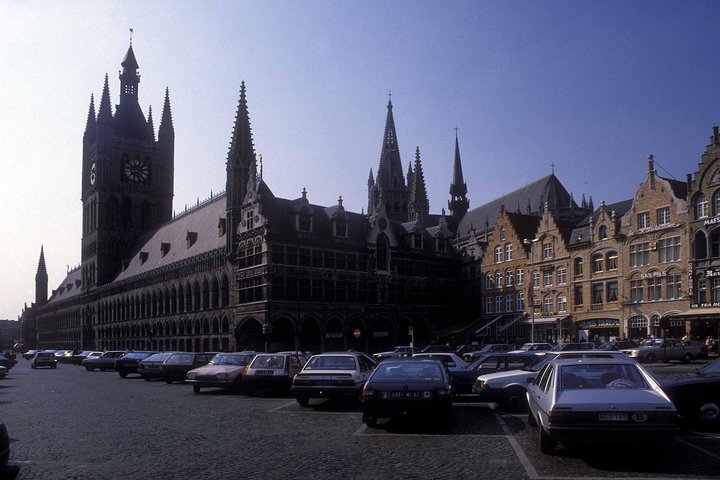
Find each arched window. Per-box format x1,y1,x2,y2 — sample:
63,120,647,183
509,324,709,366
598,225,608,240
376,234,389,271
714,191,720,216
694,231,708,260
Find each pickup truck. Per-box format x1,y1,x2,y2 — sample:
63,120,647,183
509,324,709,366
620,338,703,363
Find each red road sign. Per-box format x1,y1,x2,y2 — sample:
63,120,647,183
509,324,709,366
353,329,361,338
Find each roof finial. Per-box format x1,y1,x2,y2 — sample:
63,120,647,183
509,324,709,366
454,125,459,137
551,162,556,175
129,27,134,45
387,89,392,106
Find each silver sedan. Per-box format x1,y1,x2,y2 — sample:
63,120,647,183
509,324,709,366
526,357,679,454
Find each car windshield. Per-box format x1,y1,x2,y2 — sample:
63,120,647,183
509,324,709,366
699,358,720,375
102,352,125,358
372,362,443,381
527,353,558,371
123,352,153,360
305,355,356,370
166,354,195,365
558,363,649,390
251,355,286,369
211,354,252,366
143,353,174,363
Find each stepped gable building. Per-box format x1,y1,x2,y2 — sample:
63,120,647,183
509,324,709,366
677,126,720,339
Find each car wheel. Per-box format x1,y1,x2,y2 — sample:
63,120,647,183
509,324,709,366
527,411,538,427
165,378,173,384
503,388,527,413
119,372,128,378
143,376,151,381
682,353,692,364
539,426,556,454
297,395,310,407
31,364,35,369
696,401,720,428
245,387,254,396
645,354,657,363
85,366,94,372
0,424,8,467
100,368,107,372
52,365,57,369
193,385,201,393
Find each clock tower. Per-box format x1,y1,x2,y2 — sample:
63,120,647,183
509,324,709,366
81,43,175,289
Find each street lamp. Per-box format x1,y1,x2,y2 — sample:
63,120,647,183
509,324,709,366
524,238,539,342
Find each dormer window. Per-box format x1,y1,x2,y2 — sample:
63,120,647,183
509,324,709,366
413,233,423,249
334,219,347,238
598,225,608,240
161,242,171,257
297,212,312,232
186,231,197,248
139,251,149,264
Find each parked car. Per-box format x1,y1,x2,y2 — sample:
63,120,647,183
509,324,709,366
115,351,157,378
462,344,513,362
186,352,256,393
510,343,554,354
137,352,177,381
72,350,102,365
527,357,679,453
473,350,631,411
31,351,58,369
83,351,126,371
54,350,75,364
556,342,596,351
447,352,542,394
292,352,376,406
412,352,468,368
597,340,638,351
420,345,455,354
0,355,15,371
455,344,481,356
161,352,213,383
620,338,703,363
22,350,39,360
660,357,720,429
372,346,415,362
243,352,308,395
361,358,453,427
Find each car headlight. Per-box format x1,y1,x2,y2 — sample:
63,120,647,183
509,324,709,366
216,373,228,380
187,372,196,380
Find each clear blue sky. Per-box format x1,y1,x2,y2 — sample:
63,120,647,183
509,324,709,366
2,0,718,319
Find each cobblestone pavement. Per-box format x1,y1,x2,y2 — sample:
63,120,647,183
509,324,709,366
1,359,719,479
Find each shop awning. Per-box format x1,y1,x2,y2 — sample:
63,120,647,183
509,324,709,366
475,315,503,335
669,307,720,321
525,315,569,325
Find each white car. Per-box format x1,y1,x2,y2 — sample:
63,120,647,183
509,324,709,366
291,352,376,406
527,357,679,453
473,350,630,411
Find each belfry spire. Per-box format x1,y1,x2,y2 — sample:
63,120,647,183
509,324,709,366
448,130,469,222
409,146,429,221
35,246,48,306
372,96,409,220
158,88,174,137
84,94,96,141
97,74,112,123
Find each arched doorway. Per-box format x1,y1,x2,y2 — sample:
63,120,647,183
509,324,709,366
370,317,394,353
270,316,295,352
299,317,322,353
235,319,264,352
324,317,344,352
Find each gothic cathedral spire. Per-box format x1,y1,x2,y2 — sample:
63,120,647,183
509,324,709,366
409,146,429,222
35,246,48,307
370,97,409,220
226,81,256,258
448,131,469,222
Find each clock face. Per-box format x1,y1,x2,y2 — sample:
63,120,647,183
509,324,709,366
89,162,96,186
124,158,149,183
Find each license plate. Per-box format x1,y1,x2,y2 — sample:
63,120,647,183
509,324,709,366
256,370,275,376
389,391,420,399
599,412,628,421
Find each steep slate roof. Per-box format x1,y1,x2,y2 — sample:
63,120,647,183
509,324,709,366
46,267,83,306
505,211,541,242
662,176,689,200
457,174,577,237
113,194,227,282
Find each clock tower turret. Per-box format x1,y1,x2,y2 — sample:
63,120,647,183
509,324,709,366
81,43,174,290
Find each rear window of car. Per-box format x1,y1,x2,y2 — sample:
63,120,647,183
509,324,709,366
559,363,649,390
251,355,286,369
211,354,253,366
372,362,443,380
123,352,153,360
166,354,195,365
36,352,54,358
143,353,174,363
306,355,357,370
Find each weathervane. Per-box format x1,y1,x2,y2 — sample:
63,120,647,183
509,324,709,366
129,27,134,45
